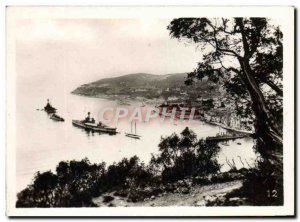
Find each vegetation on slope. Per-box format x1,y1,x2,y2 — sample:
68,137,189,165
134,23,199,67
72,73,221,100
16,127,282,207
16,128,221,207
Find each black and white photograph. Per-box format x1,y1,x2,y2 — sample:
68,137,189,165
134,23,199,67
6,6,294,217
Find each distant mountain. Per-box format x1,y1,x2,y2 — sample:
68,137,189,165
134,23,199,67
71,73,221,101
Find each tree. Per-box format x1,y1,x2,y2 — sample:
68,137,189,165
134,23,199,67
32,171,58,207
168,18,283,161
151,127,220,182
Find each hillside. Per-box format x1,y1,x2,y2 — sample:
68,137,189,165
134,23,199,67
71,73,221,102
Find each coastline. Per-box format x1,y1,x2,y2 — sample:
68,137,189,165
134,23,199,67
71,92,255,136
205,121,254,135
71,92,164,105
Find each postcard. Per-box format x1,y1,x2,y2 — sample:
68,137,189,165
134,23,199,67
6,6,295,217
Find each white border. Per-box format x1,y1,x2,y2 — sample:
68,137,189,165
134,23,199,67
6,6,295,217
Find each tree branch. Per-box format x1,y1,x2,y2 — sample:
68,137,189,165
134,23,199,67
206,19,241,58
263,79,283,96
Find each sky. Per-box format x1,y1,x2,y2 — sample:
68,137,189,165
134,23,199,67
16,19,203,91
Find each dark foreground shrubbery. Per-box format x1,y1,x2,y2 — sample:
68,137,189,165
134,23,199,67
205,140,284,206
205,160,283,206
240,159,283,206
150,127,221,183
17,127,222,207
234,139,283,206
16,158,104,207
16,156,155,207
16,127,283,207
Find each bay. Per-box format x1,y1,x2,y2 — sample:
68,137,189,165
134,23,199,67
16,87,257,193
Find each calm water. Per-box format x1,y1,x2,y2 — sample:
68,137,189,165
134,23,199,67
16,90,257,193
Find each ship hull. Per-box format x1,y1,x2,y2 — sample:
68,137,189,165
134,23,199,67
72,120,117,134
125,133,141,139
45,109,56,114
50,115,64,121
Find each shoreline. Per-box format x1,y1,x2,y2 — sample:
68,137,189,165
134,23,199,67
71,92,164,105
205,121,254,135
71,92,255,136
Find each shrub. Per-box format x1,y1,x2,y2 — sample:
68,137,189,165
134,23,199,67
151,127,221,183
103,195,114,203
241,160,283,206
16,128,223,207
16,159,106,207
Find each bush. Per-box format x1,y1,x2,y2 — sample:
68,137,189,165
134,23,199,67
16,128,223,207
103,195,114,203
16,156,154,207
16,159,106,207
206,160,283,206
241,160,283,206
92,156,155,195
151,127,221,183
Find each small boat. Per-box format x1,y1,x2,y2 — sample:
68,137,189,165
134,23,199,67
125,121,141,139
44,99,57,114
220,141,230,146
125,133,141,139
50,113,64,121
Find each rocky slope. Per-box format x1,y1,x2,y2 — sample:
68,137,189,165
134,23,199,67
93,180,244,207
92,170,249,207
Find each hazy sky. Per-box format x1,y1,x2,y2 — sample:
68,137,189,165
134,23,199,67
16,19,203,91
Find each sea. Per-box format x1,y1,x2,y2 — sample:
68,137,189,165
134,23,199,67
16,85,257,193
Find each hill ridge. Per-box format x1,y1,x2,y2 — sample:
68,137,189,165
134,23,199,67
72,72,220,101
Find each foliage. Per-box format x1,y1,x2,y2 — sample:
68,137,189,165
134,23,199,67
167,18,284,206
241,159,283,206
16,156,155,207
17,158,104,207
93,155,155,195
211,157,284,206
17,128,221,207
240,139,283,205
150,127,220,182
168,18,283,151
202,98,214,110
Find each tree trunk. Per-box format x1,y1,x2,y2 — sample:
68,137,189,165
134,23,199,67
239,59,283,157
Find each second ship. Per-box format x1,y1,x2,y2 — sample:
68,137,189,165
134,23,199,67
72,112,117,134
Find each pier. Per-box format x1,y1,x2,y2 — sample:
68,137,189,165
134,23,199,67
206,134,248,142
